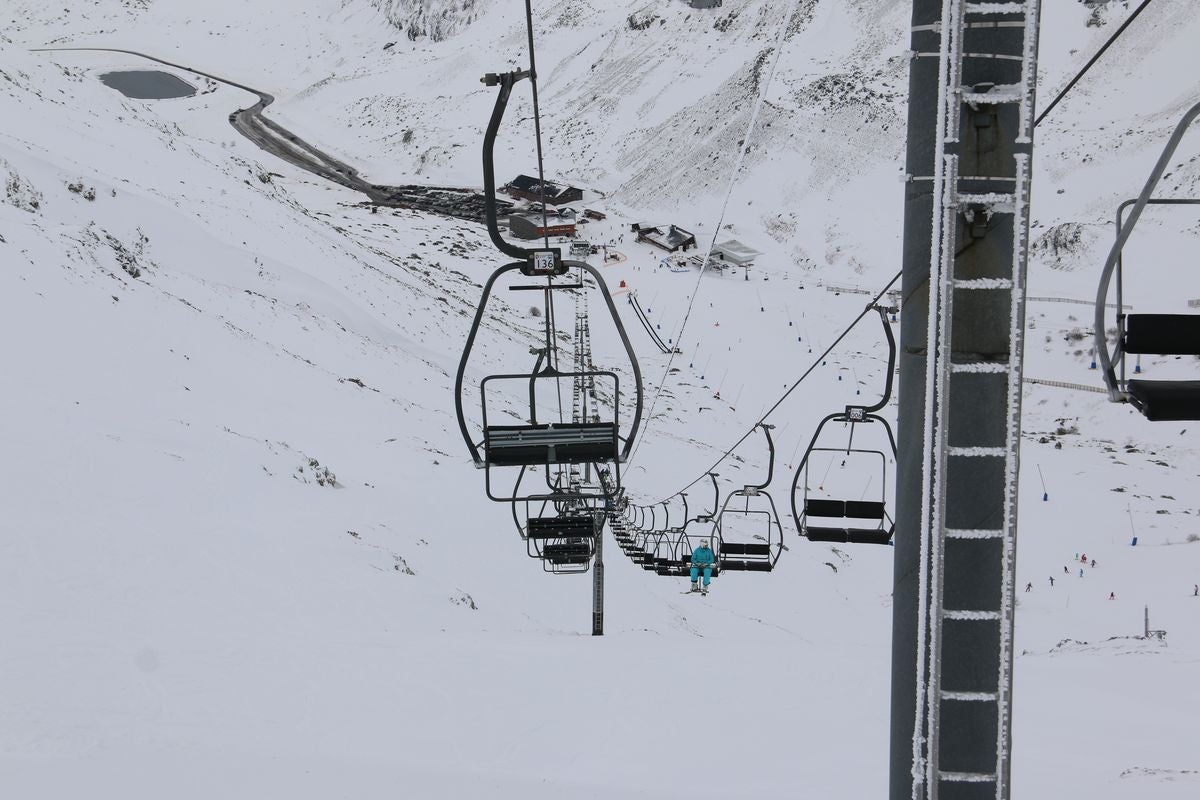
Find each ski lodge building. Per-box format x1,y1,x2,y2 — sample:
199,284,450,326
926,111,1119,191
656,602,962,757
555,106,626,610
710,240,761,267
509,211,577,240
504,174,584,206
633,223,697,253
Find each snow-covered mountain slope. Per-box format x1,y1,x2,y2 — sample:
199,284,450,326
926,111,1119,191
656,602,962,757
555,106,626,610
2,1,1199,798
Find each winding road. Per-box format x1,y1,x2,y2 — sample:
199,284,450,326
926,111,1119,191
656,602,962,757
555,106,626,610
36,47,506,222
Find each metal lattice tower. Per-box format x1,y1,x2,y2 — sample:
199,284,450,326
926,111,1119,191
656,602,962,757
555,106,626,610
894,2,1041,798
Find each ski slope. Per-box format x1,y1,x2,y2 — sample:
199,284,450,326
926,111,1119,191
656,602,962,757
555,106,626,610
1,2,1198,798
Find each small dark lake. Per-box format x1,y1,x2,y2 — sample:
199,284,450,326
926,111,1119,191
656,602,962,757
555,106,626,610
99,70,196,100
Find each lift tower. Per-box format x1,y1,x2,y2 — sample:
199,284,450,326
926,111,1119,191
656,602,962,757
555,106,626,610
892,2,1041,798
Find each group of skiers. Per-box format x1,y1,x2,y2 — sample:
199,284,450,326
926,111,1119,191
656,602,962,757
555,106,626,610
1024,553,1198,600
1024,551,1110,596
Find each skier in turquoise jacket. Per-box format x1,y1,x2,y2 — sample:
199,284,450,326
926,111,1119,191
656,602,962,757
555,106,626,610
690,538,716,593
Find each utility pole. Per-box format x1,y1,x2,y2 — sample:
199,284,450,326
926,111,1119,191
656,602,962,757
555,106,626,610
892,2,1041,798
593,518,604,636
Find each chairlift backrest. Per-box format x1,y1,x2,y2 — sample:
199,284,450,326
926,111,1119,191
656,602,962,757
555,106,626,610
1122,315,1200,355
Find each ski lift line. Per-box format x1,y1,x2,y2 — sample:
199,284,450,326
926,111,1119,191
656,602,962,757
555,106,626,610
646,270,902,507
1033,0,1155,129
627,0,806,466
522,0,551,249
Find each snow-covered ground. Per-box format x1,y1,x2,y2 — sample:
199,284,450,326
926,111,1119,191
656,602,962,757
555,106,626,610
1,1,1198,797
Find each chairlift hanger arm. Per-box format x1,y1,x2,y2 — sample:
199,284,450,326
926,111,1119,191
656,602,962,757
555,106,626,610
860,305,897,415
707,472,720,514
528,348,546,425
481,70,533,261
745,424,776,492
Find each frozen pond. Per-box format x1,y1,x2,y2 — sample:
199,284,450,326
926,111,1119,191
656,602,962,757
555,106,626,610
99,70,196,99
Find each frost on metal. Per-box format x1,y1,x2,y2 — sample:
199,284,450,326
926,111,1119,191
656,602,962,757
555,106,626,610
912,0,1040,797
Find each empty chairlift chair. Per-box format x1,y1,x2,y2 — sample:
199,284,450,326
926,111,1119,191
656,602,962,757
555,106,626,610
454,60,644,506
791,305,899,545
712,426,785,572
1094,101,1200,422
516,492,600,573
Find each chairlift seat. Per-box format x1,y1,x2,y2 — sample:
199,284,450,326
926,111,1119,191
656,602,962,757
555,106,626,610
542,542,592,561
526,516,596,539
1122,314,1200,355
657,565,720,577
849,530,894,545
547,555,591,566
803,498,892,545
719,560,773,572
1126,379,1200,421
484,422,618,466
718,542,772,557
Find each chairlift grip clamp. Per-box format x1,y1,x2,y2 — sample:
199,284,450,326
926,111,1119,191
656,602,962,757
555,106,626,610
480,69,531,87
845,406,869,422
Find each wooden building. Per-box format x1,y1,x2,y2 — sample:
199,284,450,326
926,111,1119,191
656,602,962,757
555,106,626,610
635,223,697,253
509,211,577,240
504,174,584,206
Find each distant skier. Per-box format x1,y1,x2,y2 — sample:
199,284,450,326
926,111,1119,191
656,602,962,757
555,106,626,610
1063,565,1069,574
1194,584,1198,597
1079,568,1084,578
1081,553,1088,564
690,538,716,595
1091,559,1097,568
1049,576,1055,587
1108,592,1116,600
1025,582,1033,593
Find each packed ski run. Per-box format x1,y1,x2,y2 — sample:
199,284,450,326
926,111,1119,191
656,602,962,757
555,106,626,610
1,1,1197,798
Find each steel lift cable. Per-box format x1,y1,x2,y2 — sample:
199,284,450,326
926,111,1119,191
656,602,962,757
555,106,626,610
1034,0,1155,128
628,0,806,465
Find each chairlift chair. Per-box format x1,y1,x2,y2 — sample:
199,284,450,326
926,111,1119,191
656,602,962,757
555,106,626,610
512,490,600,573
791,306,898,544
712,426,785,572
455,67,644,503
1094,101,1200,421
655,475,725,576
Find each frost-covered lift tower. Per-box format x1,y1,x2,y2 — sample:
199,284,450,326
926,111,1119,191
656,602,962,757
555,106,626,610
892,2,1040,798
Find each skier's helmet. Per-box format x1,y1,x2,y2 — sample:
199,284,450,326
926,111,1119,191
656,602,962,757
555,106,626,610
700,538,710,548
